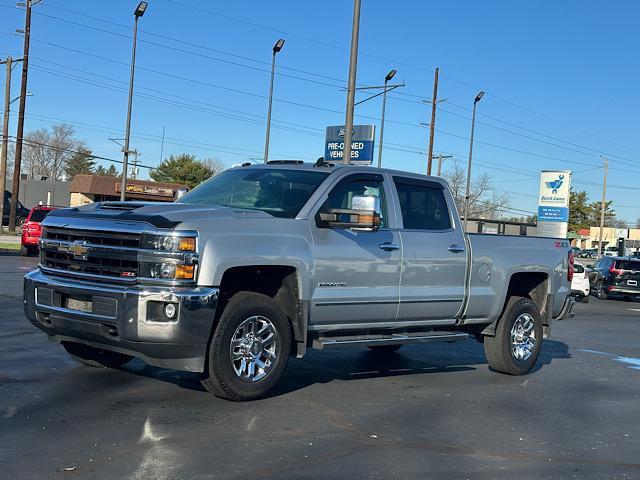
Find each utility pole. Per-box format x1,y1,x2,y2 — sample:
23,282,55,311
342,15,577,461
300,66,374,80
1,57,17,233
598,157,608,258
8,0,36,232
342,0,362,164
426,68,439,175
434,154,453,176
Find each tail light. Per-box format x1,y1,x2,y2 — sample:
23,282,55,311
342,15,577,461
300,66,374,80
609,265,623,276
568,250,574,282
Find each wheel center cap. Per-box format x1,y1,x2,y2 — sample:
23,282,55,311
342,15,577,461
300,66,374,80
251,341,261,355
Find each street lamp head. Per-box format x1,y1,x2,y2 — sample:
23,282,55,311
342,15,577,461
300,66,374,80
385,69,397,82
273,39,285,53
134,1,148,17
474,91,485,103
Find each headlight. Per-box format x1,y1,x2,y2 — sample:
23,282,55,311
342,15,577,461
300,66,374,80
139,261,196,281
141,234,197,252
139,232,198,282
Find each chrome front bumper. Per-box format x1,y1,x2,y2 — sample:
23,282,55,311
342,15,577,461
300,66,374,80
24,269,218,372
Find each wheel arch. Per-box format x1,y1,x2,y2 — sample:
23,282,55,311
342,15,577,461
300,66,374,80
482,272,549,337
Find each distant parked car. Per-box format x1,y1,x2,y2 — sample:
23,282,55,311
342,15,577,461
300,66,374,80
604,246,619,257
2,191,29,227
588,256,640,300
570,263,590,303
577,248,596,258
21,206,57,256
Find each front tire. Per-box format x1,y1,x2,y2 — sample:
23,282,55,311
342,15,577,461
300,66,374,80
484,296,542,376
201,292,291,401
62,341,132,368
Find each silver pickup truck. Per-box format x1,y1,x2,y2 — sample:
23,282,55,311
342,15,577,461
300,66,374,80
24,162,575,400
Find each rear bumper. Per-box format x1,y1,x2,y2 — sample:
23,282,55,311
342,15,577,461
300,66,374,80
24,269,219,372
607,285,640,296
555,295,575,321
21,234,40,246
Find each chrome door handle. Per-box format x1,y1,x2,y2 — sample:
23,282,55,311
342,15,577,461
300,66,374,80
379,242,400,251
448,244,465,253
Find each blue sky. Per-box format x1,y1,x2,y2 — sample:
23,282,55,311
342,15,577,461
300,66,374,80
1,0,639,222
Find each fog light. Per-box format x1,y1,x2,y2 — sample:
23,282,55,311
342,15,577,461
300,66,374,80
164,303,177,319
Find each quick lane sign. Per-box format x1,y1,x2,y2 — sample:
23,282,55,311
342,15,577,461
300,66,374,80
325,125,375,165
537,170,572,238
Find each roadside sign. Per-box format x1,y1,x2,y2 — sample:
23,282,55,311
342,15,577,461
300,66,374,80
537,170,572,238
325,125,375,165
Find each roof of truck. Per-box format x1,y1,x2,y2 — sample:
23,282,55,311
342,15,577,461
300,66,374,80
236,161,441,181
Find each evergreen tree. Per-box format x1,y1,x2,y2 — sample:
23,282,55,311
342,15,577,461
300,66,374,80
150,154,221,189
95,164,119,177
64,147,95,179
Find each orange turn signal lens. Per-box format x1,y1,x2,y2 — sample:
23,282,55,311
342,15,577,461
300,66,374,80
178,237,196,252
175,264,195,280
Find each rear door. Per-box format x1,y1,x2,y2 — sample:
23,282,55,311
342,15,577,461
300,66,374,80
393,176,466,322
309,172,401,327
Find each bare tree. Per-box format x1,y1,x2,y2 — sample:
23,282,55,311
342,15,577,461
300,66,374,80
443,162,510,219
203,158,226,177
23,124,82,180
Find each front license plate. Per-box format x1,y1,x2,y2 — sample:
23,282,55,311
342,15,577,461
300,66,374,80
628,280,637,286
66,298,93,312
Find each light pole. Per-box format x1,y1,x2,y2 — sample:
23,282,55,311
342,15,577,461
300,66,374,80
462,90,484,231
120,1,147,202
342,0,362,164
263,38,284,164
376,69,396,168
598,157,608,258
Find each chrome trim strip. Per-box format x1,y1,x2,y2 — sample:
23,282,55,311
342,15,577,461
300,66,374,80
308,319,457,331
314,298,463,307
38,266,197,287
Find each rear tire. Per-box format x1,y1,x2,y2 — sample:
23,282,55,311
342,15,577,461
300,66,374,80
62,341,132,368
597,283,608,300
484,296,542,376
201,292,291,401
367,344,403,353
581,294,589,303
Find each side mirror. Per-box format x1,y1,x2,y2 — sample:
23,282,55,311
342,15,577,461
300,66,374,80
318,195,381,231
175,188,188,200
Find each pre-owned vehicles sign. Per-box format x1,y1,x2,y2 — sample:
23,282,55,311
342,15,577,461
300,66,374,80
324,125,375,164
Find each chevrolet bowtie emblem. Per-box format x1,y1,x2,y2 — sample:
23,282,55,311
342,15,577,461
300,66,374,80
59,240,90,260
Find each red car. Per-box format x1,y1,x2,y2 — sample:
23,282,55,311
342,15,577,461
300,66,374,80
21,206,57,256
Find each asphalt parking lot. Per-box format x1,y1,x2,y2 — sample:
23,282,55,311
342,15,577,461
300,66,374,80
1,255,639,479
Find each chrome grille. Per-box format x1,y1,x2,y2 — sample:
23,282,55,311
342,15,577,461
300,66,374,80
40,227,141,280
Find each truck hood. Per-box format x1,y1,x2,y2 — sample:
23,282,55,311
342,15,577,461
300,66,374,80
44,201,273,230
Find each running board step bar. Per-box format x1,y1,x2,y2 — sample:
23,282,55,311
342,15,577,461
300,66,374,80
312,331,468,350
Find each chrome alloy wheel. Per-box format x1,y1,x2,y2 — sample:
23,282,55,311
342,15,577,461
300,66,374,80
510,313,536,361
230,315,277,382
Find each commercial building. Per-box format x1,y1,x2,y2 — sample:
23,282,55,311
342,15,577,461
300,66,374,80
69,175,186,206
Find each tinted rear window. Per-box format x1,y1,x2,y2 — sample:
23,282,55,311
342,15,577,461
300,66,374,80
574,264,584,273
29,209,51,222
615,260,640,271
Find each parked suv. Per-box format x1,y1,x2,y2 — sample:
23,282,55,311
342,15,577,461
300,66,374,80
588,256,640,300
21,206,57,256
2,190,29,227
571,263,590,303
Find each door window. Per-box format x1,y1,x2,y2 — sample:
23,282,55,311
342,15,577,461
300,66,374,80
394,178,451,230
321,175,388,228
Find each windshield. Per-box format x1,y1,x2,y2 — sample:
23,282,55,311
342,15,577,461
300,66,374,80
178,168,329,218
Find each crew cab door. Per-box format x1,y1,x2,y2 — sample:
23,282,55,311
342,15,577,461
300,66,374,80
393,176,466,322
309,172,401,327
